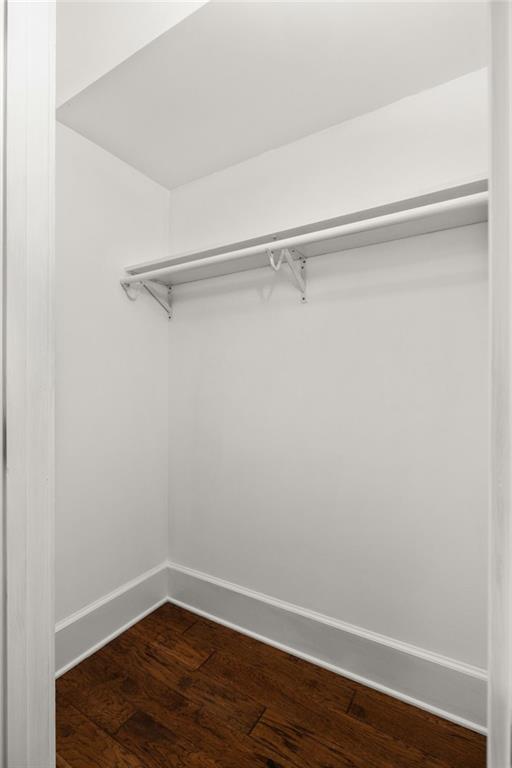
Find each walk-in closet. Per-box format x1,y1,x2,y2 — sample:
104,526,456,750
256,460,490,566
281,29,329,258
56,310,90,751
6,1,503,765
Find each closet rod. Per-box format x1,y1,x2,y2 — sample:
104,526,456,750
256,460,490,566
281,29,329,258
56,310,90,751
121,190,487,287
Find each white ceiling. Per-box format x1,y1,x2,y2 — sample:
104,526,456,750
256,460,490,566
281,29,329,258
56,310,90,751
57,1,487,191
56,1,207,107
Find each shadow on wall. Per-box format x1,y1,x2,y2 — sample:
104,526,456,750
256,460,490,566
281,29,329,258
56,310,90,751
168,223,488,313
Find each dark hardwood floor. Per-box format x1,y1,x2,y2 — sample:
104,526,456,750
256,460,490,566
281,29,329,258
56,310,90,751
56,603,486,768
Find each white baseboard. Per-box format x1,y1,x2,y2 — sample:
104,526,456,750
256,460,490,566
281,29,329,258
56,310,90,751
167,561,487,733
54,559,487,734
55,562,169,677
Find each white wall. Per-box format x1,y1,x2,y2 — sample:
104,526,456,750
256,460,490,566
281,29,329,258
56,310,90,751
168,225,488,670
169,70,487,254
55,124,170,623
167,72,489,670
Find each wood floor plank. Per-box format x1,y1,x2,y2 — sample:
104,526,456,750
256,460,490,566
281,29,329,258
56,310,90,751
251,708,362,768
116,710,278,768
56,700,145,768
183,615,281,655
251,708,451,768
57,606,486,768
181,667,266,733
74,665,200,738
149,633,215,670
126,607,216,670
59,680,137,735
186,616,355,706
201,653,457,768
99,630,266,734
56,755,74,768
200,647,354,721
80,665,282,768
111,711,191,768
348,688,486,768
56,648,123,698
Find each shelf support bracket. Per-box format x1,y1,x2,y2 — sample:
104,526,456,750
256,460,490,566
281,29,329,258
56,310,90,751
121,279,172,319
268,247,307,303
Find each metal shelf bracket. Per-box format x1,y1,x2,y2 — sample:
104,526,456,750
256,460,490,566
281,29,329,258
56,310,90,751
268,247,307,303
121,279,172,319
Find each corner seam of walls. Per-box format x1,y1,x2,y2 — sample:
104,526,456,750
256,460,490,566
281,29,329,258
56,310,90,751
166,191,173,567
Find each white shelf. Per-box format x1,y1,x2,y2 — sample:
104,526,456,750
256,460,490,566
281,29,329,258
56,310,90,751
121,180,488,315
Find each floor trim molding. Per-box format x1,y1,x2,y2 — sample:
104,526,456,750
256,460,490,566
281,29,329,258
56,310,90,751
55,562,169,677
168,561,487,733
54,560,487,733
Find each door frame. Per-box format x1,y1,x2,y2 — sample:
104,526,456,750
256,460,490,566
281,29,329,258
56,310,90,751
488,1,512,766
4,1,56,764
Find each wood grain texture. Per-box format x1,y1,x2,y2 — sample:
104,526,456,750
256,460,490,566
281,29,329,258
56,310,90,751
57,701,144,768
99,626,265,734
56,755,74,768
57,604,486,768
116,710,270,768
252,707,452,768
200,645,354,719
348,687,486,768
